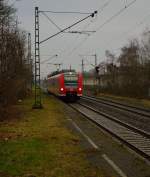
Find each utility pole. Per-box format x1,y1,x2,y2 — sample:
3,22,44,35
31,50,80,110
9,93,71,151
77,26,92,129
47,63,62,71
27,33,32,91
28,33,31,64
80,53,99,93
33,7,42,109
54,63,62,71
32,7,97,108
94,54,97,66
81,59,84,74
79,54,98,67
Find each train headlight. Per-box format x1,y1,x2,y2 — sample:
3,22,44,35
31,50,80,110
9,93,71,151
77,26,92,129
78,88,82,91
60,88,64,91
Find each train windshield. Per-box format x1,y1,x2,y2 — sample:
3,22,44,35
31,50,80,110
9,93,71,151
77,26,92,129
64,73,78,87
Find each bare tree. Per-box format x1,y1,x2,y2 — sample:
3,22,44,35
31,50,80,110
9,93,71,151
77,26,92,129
0,0,32,119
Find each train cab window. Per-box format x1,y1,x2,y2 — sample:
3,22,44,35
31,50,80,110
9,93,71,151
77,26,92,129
64,73,78,87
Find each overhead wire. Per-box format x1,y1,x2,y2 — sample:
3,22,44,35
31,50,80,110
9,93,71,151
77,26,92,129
39,10,98,44
41,11,95,36
39,0,112,15
84,58,95,67
97,0,112,11
39,8,97,63
41,0,113,60
96,0,137,31
65,0,138,58
58,22,92,56
67,36,89,56
107,12,150,54
40,11,62,31
63,0,113,58
39,11,92,15
95,9,150,56
117,12,150,39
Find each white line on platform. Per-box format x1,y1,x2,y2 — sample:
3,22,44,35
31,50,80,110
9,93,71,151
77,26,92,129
68,119,99,149
68,119,127,177
102,154,128,177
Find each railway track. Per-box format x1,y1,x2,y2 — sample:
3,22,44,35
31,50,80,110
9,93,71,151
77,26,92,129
82,95,150,118
80,96,150,134
69,102,150,161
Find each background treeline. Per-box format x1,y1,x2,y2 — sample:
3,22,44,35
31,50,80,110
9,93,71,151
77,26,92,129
96,30,150,98
0,0,32,119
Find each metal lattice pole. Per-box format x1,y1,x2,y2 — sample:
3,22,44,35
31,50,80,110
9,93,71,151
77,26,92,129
33,7,42,109
32,7,97,108
27,32,32,91
28,33,31,64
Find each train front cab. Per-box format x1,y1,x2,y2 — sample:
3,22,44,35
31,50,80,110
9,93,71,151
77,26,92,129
59,72,82,101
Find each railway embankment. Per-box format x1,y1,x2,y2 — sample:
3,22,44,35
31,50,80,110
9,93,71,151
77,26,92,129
0,94,103,177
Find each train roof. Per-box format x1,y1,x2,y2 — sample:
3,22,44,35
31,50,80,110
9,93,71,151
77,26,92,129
47,69,76,77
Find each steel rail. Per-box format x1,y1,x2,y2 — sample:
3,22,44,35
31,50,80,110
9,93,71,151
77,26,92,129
69,102,150,161
79,102,150,138
82,95,150,118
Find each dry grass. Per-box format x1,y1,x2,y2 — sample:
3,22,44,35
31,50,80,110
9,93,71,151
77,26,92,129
97,93,150,109
0,94,105,177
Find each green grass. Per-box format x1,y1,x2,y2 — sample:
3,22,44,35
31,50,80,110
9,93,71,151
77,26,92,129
0,95,104,177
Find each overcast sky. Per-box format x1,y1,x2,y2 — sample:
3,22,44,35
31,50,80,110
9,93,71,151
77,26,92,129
10,0,150,77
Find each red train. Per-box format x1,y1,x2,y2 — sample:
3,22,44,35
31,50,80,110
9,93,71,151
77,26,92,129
47,71,83,101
